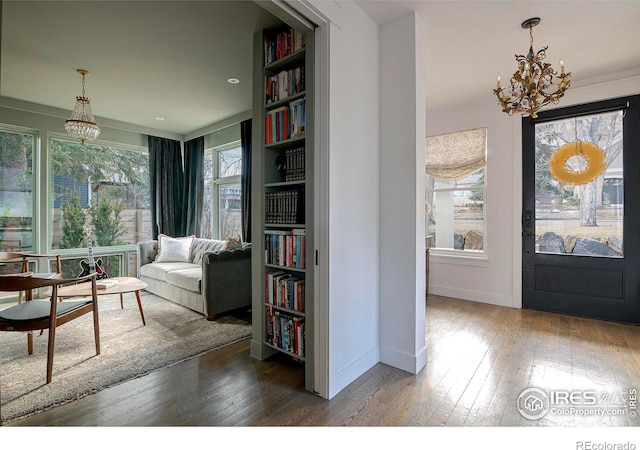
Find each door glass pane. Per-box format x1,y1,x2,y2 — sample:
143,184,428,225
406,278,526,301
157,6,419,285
0,130,35,253
534,111,623,257
219,183,241,239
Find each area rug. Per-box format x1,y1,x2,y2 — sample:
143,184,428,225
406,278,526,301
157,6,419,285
0,292,252,424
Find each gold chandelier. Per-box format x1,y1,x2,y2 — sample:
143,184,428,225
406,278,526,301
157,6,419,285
493,18,571,119
65,69,100,144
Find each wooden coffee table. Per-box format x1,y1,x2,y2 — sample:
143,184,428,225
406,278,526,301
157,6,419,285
55,276,148,326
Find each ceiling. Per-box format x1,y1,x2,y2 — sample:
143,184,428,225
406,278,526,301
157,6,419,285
360,0,640,111
0,1,283,136
2,1,640,137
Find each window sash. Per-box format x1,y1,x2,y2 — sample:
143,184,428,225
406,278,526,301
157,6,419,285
426,172,487,255
204,140,242,239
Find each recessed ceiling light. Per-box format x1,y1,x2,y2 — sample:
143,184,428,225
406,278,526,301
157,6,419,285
228,77,240,84
155,116,165,121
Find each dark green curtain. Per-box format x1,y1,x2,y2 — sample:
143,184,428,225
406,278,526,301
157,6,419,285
240,119,252,242
184,136,204,237
148,136,184,239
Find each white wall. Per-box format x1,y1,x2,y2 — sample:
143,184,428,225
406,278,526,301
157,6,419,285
298,0,428,398
378,13,427,374
426,96,516,307
315,1,381,400
426,74,640,309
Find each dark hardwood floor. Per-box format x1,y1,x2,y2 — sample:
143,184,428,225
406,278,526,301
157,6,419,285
6,294,640,427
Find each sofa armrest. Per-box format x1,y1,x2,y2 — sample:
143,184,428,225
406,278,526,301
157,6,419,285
202,245,252,318
137,240,158,276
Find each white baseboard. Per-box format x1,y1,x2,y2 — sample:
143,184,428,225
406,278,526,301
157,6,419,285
379,345,427,374
429,284,516,308
328,346,379,399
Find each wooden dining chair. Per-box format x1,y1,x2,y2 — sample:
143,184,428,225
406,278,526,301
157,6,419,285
0,251,63,303
0,273,101,384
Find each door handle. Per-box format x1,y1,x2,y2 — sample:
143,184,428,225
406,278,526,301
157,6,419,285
524,210,533,228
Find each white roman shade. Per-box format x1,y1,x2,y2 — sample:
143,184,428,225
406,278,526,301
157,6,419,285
425,127,487,180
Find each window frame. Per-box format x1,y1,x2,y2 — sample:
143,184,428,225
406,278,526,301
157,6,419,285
0,123,39,254
426,168,488,261
46,133,149,277
205,140,242,239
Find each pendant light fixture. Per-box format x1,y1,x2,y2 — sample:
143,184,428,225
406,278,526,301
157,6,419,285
65,69,100,144
493,18,571,119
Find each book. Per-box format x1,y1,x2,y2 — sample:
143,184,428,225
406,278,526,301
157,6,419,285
266,270,285,303
96,278,119,290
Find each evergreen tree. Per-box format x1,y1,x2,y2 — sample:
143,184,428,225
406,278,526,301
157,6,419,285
89,198,126,247
60,193,86,249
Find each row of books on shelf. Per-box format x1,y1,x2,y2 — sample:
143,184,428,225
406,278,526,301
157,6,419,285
265,229,306,269
265,66,305,105
265,190,302,224
265,307,305,357
265,98,305,144
281,146,305,182
264,28,305,66
265,270,305,312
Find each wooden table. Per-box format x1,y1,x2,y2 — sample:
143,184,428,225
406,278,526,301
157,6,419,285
55,276,148,326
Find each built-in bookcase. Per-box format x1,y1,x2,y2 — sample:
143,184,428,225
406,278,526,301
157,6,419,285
251,26,314,392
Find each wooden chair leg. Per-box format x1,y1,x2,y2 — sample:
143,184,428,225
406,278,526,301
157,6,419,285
92,304,101,355
46,324,56,384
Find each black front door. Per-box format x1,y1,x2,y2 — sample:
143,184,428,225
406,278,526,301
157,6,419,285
522,94,640,324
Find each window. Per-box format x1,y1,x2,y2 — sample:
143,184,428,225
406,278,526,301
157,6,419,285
0,126,36,254
50,137,151,277
426,128,487,254
202,141,242,240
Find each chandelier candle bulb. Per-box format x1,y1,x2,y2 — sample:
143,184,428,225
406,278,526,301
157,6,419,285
497,75,501,88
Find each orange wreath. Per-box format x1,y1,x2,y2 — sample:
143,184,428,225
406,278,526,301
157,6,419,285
548,141,606,185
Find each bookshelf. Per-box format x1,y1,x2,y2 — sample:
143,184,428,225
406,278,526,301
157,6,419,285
251,26,314,392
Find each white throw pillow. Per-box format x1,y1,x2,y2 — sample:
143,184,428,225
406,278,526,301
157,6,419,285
155,234,195,263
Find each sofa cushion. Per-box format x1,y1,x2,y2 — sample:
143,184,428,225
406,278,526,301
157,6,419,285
156,234,195,262
140,262,198,282
191,238,226,265
165,267,202,293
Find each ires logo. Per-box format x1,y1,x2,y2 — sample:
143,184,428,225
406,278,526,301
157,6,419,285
549,391,598,405
518,388,599,420
518,387,636,420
